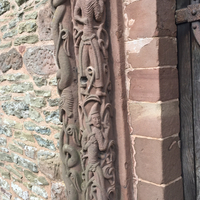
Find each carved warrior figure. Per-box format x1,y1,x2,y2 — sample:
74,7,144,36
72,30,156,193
52,0,115,199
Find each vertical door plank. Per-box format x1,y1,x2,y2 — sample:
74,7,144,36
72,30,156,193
191,30,200,200
177,1,196,200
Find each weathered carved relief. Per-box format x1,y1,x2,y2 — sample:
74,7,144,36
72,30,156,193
52,0,115,199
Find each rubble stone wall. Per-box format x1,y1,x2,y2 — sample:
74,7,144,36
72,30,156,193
0,0,66,199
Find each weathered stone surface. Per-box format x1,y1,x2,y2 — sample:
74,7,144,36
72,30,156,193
24,121,51,135
9,19,17,29
0,162,4,166
18,21,37,34
37,150,55,160
29,107,43,122
24,145,37,159
14,131,34,142
14,35,38,46
38,155,61,180
128,67,179,102
30,97,46,108
1,24,7,32
51,182,66,200
24,46,57,75
0,177,10,190
32,186,48,199
49,77,57,86
12,176,22,183
43,110,62,125
30,195,43,200
0,152,12,162
0,147,9,153
8,144,23,155
35,0,48,8
25,12,37,20
37,176,49,186
0,0,10,15
15,0,29,6
38,6,52,41
33,76,47,87
0,94,12,101
5,165,23,178
14,164,23,172
48,98,59,107
0,137,7,146
0,187,12,199
3,29,18,39
3,118,23,130
0,48,23,73
54,132,59,139
0,73,29,82
34,135,56,151
24,170,37,183
2,171,10,180
19,45,26,53
135,136,181,184
34,90,51,97
12,82,33,93
128,100,180,138
2,101,29,118
0,41,12,50
11,182,29,200
0,125,12,137
11,153,38,172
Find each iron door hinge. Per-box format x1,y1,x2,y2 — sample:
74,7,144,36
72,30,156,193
176,1,200,45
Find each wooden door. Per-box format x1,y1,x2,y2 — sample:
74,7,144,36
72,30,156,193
177,0,200,199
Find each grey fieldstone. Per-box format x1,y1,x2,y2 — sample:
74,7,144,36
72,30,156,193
37,176,49,186
8,144,23,155
37,150,55,160
49,77,57,86
15,0,29,6
0,73,29,82
14,164,23,172
50,125,62,131
30,195,43,200
34,90,51,97
51,182,66,200
14,140,26,149
14,131,34,142
0,94,12,101
18,21,37,34
1,171,10,180
5,165,23,179
34,135,56,151
54,132,60,139
13,96,25,101
24,145,37,159
30,97,46,108
24,46,57,75
33,76,47,87
25,12,37,20
3,118,23,130
0,0,10,15
11,82,34,93
0,152,13,162
23,182,33,190
48,98,59,107
11,182,29,200
43,110,62,125
11,153,38,172
0,147,9,153
2,101,29,118
9,19,17,29
14,35,38,46
1,25,7,32
0,125,12,137
24,121,51,135
3,29,17,39
0,162,4,166
29,107,43,122
32,186,48,199
24,170,37,183
35,0,48,8
0,177,10,190
0,137,7,146
12,176,22,183
0,41,12,50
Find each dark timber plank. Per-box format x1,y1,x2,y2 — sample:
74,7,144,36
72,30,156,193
192,29,200,200
177,0,196,200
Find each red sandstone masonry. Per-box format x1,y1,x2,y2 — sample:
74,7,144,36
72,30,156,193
124,0,182,199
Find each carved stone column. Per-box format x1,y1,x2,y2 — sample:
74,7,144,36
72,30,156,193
52,0,116,199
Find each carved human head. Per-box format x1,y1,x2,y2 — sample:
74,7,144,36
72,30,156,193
89,102,101,128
